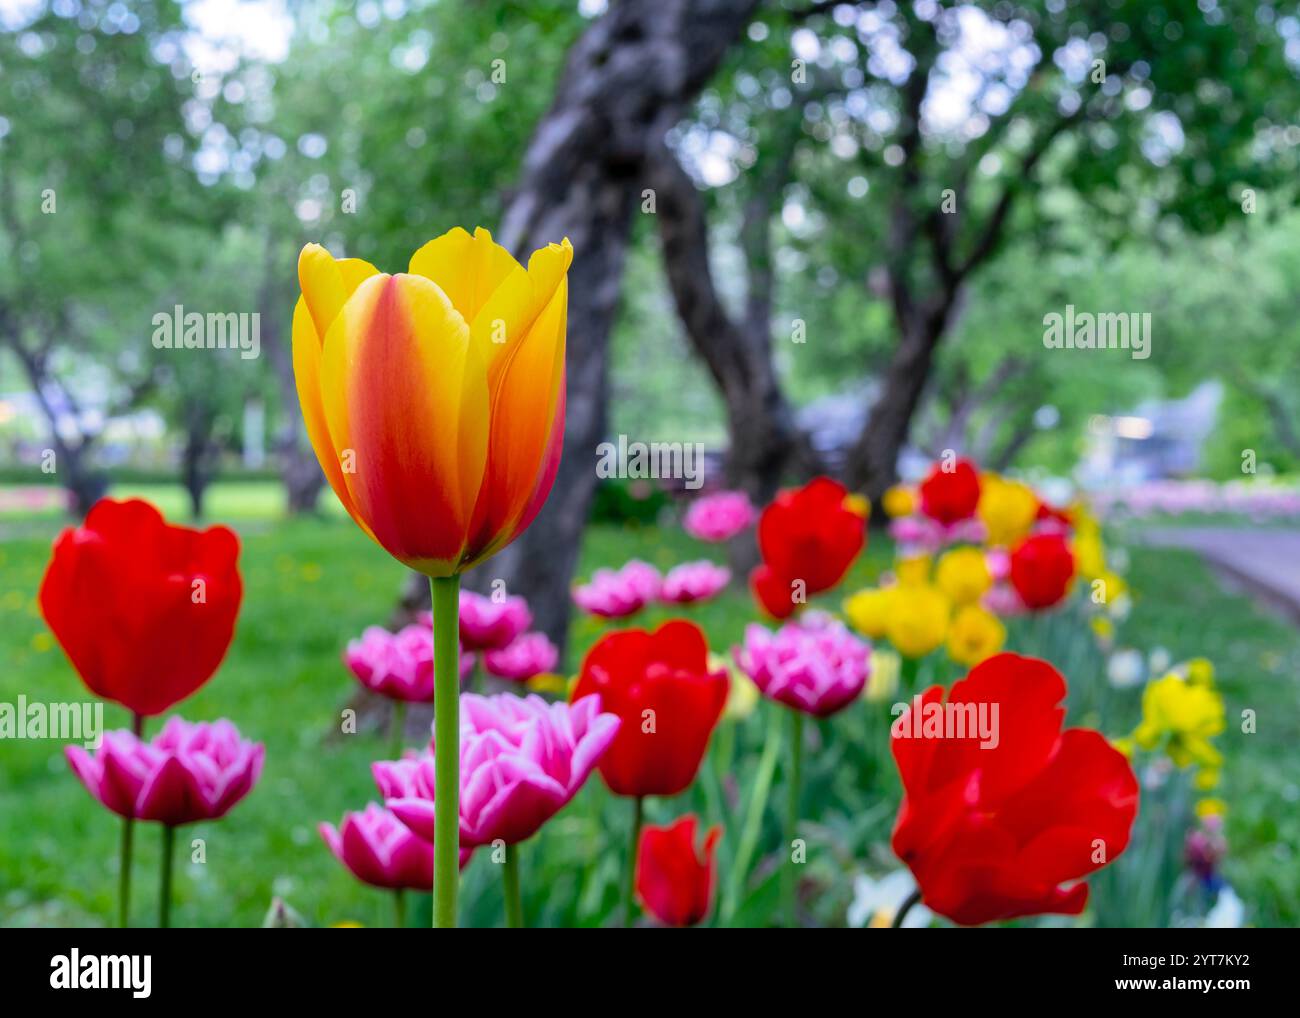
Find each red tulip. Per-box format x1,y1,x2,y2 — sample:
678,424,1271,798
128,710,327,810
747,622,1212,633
749,477,865,619
1009,532,1075,610
891,653,1138,925
918,457,981,525
636,814,721,927
572,620,727,797
39,499,242,717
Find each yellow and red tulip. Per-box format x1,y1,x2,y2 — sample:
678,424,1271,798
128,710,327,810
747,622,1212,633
292,227,572,577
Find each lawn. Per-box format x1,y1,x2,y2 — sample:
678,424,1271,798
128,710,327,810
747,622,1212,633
1,483,1296,927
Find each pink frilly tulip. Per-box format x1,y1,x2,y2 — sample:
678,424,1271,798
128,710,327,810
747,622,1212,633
377,693,619,847
982,583,1027,617
985,546,1011,582
573,560,662,618
320,803,469,891
660,560,731,605
889,514,986,554
732,612,870,717
483,632,559,682
345,623,473,702
682,490,756,542
452,590,533,652
67,717,263,826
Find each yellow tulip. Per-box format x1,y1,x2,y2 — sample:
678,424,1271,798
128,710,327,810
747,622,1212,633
895,554,931,587
293,227,571,577
843,586,896,640
945,603,1006,667
885,584,950,659
865,648,901,703
882,485,916,518
935,546,992,605
1194,797,1227,819
1132,673,1225,770
977,475,1037,547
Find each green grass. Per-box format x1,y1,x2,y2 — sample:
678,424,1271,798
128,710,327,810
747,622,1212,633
0,482,1296,927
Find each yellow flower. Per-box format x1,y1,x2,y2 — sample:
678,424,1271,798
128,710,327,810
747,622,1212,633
1186,657,1215,688
1072,522,1107,580
843,586,896,640
882,485,916,518
945,604,1006,667
1090,616,1114,641
843,493,871,519
865,648,901,703
715,654,760,722
1194,768,1221,791
895,554,931,587
1111,736,1136,759
1195,798,1228,819
1090,570,1127,606
525,672,568,696
935,546,992,605
1132,673,1225,770
885,584,950,660
977,475,1037,547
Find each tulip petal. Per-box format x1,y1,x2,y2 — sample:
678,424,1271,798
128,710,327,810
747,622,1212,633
465,279,568,560
319,273,489,575
408,226,523,324
292,297,374,540
298,244,379,346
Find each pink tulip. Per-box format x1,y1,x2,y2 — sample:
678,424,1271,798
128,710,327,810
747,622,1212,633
453,591,533,652
683,491,756,542
377,693,619,847
320,803,468,891
660,560,731,604
982,583,1027,617
986,547,1011,581
66,717,263,826
573,560,662,619
344,624,473,702
732,613,869,717
483,632,560,682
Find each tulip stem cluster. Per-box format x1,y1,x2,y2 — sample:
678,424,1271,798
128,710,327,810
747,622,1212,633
783,710,805,928
430,574,462,929
623,796,644,927
722,706,783,923
159,825,176,929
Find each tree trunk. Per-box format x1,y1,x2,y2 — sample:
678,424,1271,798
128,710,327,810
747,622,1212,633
846,313,948,502
259,266,326,515
649,141,819,508
182,407,216,521
397,0,760,656
60,442,109,517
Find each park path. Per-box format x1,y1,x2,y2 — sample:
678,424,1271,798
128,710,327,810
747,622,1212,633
1139,527,1300,625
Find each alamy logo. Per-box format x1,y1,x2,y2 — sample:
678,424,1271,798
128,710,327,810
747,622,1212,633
595,434,705,490
50,950,151,998
152,304,261,360
1043,304,1151,360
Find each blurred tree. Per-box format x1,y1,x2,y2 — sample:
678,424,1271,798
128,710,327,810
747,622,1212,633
731,0,1299,499
0,0,204,513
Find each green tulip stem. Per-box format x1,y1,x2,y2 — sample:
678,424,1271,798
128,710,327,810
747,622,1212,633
623,795,644,927
783,709,805,928
159,824,175,929
503,843,524,928
118,711,144,928
389,700,407,760
430,574,462,928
